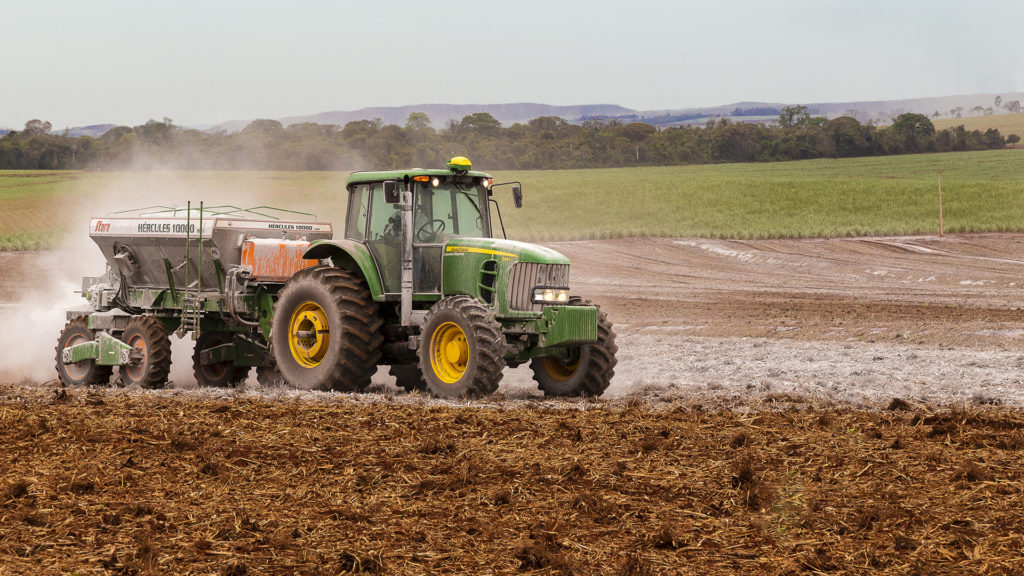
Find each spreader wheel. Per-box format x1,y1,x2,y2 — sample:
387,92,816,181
55,316,113,386
389,364,427,393
193,332,248,388
418,296,506,398
530,297,617,397
119,316,172,389
256,338,286,387
256,363,286,387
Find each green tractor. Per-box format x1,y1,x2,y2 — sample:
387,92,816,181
273,157,617,397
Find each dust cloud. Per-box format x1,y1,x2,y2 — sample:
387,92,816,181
0,238,105,383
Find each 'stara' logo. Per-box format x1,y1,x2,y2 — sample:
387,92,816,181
94,220,111,232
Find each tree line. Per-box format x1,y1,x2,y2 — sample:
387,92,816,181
0,107,1017,171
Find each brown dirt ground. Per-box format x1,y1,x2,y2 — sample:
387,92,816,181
2,390,1024,575
520,234,1024,406
2,234,1024,574
554,234,1024,349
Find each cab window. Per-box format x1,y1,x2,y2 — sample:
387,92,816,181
366,184,401,292
346,184,369,241
412,183,488,243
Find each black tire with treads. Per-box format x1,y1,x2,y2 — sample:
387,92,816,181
256,344,286,387
389,364,427,393
256,364,285,387
54,316,113,386
193,332,249,388
418,295,505,398
530,297,617,397
119,315,172,389
271,266,383,391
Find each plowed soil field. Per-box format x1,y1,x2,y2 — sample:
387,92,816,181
2,234,1024,574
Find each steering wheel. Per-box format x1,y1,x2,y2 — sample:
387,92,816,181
416,219,446,242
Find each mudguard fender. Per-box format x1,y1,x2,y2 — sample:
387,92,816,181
303,240,384,301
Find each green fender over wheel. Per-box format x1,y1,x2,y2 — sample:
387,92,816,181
303,240,384,301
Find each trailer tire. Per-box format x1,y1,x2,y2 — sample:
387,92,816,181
419,296,505,398
530,297,617,397
256,364,285,387
119,315,172,389
55,316,113,386
193,332,247,388
256,337,285,387
271,266,383,392
389,364,427,393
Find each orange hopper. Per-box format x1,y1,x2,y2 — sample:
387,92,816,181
241,238,319,282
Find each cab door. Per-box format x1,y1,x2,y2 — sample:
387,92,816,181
353,183,401,293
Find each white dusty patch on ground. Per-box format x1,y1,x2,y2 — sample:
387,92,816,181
7,333,1021,411
600,334,1024,406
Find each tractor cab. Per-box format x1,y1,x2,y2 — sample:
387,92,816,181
343,158,502,295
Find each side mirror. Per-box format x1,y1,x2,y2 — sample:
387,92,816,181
383,181,400,204
513,186,523,209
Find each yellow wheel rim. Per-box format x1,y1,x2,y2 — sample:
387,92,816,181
288,301,330,368
430,321,469,384
542,355,580,382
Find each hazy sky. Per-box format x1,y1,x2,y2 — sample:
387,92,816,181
3,0,1022,129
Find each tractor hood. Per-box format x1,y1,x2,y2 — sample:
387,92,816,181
443,238,569,265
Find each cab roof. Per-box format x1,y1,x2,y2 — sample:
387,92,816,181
346,168,492,186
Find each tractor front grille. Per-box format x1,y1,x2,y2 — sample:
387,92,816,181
507,263,570,312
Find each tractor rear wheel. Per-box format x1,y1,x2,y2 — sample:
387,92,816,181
530,298,617,397
418,296,505,398
55,316,113,386
271,266,383,391
119,316,172,389
389,364,427,393
193,332,248,388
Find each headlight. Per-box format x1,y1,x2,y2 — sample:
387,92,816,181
532,287,569,304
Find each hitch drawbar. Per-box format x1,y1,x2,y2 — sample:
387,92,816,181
62,333,142,367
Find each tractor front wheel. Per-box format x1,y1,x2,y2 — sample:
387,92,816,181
119,316,172,389
271,266,382,391
419,296,505,398
55,316,113,386
193,332,249,388
530,298,617,397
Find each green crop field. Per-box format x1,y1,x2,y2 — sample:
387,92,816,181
1,149,1022,250
933,112,1024,139
496,148,1024,240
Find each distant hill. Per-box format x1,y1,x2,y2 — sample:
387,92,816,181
64,124,116,138
211,93,1024,134
215,103,636,133
18,92,1024,137
933,112,1024,138
646,93,1024,126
